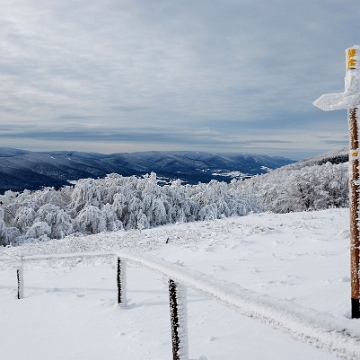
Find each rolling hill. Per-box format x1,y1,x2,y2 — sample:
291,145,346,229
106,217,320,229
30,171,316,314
0,148,294,193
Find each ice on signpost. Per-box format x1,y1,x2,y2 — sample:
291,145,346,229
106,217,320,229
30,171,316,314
313,45,360,111
314,92,360,111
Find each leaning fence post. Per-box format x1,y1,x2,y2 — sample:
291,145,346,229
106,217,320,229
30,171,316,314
168,279,188,360
117,257,127,306
17,259,24,299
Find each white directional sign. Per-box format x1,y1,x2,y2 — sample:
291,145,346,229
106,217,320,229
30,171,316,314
313,46,360,111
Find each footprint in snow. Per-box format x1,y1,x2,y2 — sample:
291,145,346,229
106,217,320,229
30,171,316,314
337,230,350,239
212,265,226,271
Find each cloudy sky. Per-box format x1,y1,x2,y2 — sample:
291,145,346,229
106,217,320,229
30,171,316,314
1,0,359,159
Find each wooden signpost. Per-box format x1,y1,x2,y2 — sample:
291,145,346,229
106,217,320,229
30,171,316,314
314,46,360,318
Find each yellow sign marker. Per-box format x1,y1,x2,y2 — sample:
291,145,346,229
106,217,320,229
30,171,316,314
352,152,359,157
348,48,357,70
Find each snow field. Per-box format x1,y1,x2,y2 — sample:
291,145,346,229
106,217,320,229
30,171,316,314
0,208,357,359
0,262,339,360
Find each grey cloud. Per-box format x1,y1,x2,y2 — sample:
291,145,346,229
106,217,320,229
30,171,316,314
322,140,349,146
0,0,358,159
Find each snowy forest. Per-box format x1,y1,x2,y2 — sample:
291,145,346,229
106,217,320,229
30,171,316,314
0,161,348,246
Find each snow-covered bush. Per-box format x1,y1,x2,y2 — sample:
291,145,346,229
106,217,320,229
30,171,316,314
26,222,51,238
36,204,73,239
103,203,123,231
14,207,36,234
0,227,21,246
76,206,106,234
235,162,348,213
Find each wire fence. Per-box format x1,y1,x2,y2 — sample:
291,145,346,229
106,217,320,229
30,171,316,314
2,250,360,360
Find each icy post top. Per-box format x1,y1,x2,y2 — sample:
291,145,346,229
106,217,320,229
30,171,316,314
313,45,360,111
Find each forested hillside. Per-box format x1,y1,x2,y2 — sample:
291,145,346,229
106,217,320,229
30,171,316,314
0,148,293,193
0,148,349,246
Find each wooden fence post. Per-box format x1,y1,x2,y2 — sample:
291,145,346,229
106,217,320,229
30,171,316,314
117,257,127,306
168,279,188,360
17,260,24,299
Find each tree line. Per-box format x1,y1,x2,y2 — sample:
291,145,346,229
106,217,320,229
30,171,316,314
0,161,348,246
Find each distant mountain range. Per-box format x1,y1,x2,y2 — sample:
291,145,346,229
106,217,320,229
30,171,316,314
282,148,348,170
0,148,295,193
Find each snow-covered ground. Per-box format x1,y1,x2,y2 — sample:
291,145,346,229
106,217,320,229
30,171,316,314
0,208,356,359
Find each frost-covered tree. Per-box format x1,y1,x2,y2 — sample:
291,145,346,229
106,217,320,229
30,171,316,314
26,222,51,239
103,203,123,231
14,207,36,234
0,161,350,245
76,205,106,234
36,204,73,239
